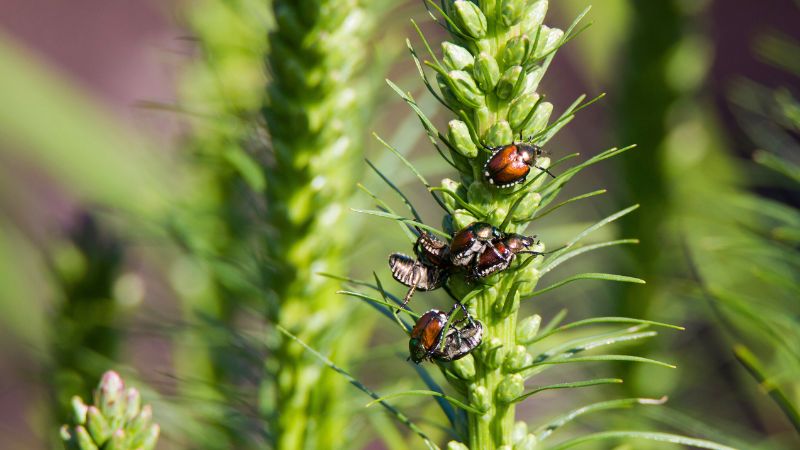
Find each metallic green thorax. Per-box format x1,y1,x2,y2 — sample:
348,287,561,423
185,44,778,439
263,1,378,449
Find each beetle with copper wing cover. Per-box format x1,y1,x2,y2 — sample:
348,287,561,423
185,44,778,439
408,304,484,364
483,142,553,188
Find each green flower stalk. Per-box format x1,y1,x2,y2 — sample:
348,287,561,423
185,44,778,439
60,371,159,450
396,2,584,447
354,1,736,449
262,1,380,448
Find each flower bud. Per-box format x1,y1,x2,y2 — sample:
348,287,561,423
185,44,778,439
494,286,519,318
525,101,553,138
104,430,125,450
524,66,545,94
503,345,528,372
71,396,88,425
467,180,492,204
516,314,542,344
521,1,548,38
538,27,565,59
484,121,513,148
437,73,462,107
502,35,532,69
448,120,478,158
453,0,487,39
60,425,73,442
451,354,476,380
452,210,478,230
496,374,525,404
447,441,470,450
513,190,541,220
96,371,124,417
515,434,538,450
483,338,506,370
473,106,491,136
470,385,491,412
509,93,540,130
495,66,525,100
448,70,484,109
75,426,99,450
86,406,111,446
473,53,500,92
512,421,528,444
124,388,141,422
440,178,461,210
500,0,525,27
442,42,475,71
127,404,153,440
141,424,160,450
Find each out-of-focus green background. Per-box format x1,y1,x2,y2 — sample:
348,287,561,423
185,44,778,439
0,0,798,449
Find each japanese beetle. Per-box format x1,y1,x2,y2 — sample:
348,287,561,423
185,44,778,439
389,253,447,292
409,305,484,364
414,231,450,267
470,233,540,279
389,231,453,310
483,143,552,188
449,222,503,267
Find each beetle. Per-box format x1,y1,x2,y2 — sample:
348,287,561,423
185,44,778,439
483,142,553,188
449,222,503,267
408,304,483,364
389,231,453,310
470,233,541,279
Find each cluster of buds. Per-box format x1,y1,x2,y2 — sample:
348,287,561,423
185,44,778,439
440,0,561,154
60,371,159,450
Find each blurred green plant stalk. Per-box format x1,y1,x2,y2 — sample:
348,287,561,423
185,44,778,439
61,371,159,450
174,0,271,446
263,1,379,448
48,217,126,435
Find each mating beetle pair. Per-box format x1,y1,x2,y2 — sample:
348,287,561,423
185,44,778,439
389,222,541,310
483,142,554,188
409,303,483,364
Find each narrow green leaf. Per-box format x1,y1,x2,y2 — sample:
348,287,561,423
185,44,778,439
527,317,683,346
536,397,668,441
357,183,417,243
754,150,800,183
538,146,637,202
373,131,453,211
521,355,676,371
366,390,484,415
275,325,440,450
733,344,800,433
365,159,423,223
516,189,606,223
430,187,486,218
566,204,640,249
527,273,645,298
545,431,736,450
351,209,450,239
512,378,622,403
540,239,640,275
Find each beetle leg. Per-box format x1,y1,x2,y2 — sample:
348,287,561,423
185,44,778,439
397,262,422,313
532,164,555,178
